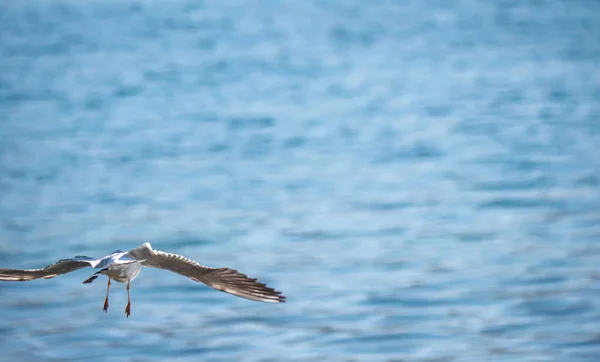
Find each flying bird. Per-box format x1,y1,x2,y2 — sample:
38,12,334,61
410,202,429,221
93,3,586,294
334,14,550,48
0,242,286,317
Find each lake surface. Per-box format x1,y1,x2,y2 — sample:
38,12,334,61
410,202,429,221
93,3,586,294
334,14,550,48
1,0,600,361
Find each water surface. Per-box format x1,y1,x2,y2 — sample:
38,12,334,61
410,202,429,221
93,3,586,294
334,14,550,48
1,0,600,361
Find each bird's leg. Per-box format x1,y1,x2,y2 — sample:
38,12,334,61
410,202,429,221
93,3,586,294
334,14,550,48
103,279,111,312
125,280,131,318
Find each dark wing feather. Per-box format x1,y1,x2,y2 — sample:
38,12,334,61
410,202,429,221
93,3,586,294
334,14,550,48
201,266,286,303
128,243,286,303
0,257,96,281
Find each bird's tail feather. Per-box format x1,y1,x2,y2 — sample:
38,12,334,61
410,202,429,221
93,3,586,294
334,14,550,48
82,267,108,284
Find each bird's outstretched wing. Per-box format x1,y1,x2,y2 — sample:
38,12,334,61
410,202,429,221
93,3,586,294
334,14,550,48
128,243,286,303
0,256,99,281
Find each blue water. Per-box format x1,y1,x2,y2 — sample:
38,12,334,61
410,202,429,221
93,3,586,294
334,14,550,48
1,0,600,361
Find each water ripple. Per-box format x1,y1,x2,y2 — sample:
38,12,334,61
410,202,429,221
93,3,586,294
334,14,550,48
1,0,600,361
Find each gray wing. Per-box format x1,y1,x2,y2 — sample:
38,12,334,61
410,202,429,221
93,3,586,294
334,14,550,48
128,243,286,303
0,256,99,281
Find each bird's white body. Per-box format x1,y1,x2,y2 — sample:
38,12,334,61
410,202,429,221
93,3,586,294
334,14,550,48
104,259,142,283
100,251,143,283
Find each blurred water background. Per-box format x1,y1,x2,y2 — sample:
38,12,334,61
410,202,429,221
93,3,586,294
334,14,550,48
1,0,600,361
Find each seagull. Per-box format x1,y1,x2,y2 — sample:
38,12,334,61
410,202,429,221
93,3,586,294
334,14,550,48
0,242,286,317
